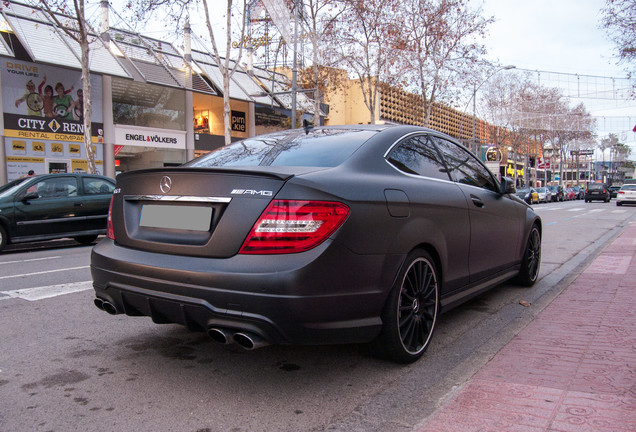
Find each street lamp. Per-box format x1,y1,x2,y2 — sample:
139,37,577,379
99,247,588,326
463,65,516,153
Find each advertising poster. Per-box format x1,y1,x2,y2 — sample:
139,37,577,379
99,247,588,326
2,59,104,180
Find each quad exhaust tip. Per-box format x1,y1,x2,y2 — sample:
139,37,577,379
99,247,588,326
93,298,119,315
207,327,269,350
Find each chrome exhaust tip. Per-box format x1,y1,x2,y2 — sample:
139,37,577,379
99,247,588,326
233,332,269,350
101,300,119,315
207,327,234,345
93,298,104,310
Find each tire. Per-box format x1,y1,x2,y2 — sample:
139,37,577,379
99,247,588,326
74,235,98,245
0,225,7,252
515,225,541,287
375,250,439,363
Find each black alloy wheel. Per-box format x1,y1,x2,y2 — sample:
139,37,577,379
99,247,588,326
74,235,98,245
515,225,541,287
376,250,439,363
0,225,7,252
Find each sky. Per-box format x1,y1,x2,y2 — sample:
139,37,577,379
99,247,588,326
479,0,635,150
481,0,623,76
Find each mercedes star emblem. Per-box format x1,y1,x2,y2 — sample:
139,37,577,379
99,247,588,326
160,176,172,194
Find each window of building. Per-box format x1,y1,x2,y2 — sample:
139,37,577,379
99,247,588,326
112,78,185,130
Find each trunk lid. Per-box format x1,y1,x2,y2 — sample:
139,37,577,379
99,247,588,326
111,167,301,258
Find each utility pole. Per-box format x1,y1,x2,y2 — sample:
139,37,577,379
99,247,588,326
291,0,298,129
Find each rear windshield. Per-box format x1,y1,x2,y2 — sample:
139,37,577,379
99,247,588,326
588,184,605,190
185,128,376,168
621,185,636,191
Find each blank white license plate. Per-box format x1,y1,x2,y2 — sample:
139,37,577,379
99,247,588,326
140,204,212,231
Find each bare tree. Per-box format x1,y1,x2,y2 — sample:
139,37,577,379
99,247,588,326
300,0,345,125
128,0,246,146
201,0,246,145
601,0,635,83
398,0,494,126
326,0,400,124
38,0,96,173
480,72,533,185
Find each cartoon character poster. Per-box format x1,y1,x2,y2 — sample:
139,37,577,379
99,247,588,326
2,59,102,122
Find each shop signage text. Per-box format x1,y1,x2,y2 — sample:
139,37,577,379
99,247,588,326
125,133,178,145
114,126,185,149
231,111,246,132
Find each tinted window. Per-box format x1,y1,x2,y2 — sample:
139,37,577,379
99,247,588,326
83,177,115,195
588,184,605,190
386,135,449,180
433,137,498,192
186,129,375,168
29,177,78,199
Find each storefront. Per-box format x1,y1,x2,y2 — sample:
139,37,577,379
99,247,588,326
0,2,315,184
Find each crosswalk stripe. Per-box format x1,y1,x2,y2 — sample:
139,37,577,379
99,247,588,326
0,266,89,280
0,281,93,301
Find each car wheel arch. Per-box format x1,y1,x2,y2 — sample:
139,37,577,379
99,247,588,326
391,243,444,296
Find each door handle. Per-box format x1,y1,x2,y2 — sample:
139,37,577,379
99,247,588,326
471,197,484,208
74,202,84,207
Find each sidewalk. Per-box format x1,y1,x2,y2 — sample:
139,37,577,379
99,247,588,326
415,222,636,432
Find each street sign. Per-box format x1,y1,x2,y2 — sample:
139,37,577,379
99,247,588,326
571,150,594,156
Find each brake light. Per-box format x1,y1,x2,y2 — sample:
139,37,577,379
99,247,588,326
619,191,625,195
107,196,115,240
239,200,350,254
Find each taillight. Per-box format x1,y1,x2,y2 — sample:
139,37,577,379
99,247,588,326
619,191,625,195
106,196,115,240
239,200,350,254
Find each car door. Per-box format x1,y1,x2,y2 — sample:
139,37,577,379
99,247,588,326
432,137,523,283
80,176,115,231
385,134,471,292
14,175,83,238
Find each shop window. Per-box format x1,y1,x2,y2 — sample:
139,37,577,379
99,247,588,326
112,78,185,130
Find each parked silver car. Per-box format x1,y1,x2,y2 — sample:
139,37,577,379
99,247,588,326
535,187,552,203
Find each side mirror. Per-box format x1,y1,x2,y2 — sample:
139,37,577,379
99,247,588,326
22,191,39,201
500,177,515,194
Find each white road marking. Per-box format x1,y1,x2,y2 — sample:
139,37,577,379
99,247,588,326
0,256,62,265
0,281,93,301
0,266,89,280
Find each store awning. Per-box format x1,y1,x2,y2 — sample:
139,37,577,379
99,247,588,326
0,2,131,78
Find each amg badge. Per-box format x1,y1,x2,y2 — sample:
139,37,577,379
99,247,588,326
231,189,273,196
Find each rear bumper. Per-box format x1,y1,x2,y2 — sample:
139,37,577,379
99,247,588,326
90,239,403,345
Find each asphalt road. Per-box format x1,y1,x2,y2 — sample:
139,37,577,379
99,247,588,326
1,200,635,432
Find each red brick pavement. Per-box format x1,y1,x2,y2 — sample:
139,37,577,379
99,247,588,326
416,223,636,432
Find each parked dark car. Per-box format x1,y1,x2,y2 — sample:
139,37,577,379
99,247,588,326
547,185,564,202
585,183,610,202
609,185,620,198
91,125,542,363
0,173,115,251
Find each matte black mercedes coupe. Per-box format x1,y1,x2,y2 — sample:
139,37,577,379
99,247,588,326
91,125,541,363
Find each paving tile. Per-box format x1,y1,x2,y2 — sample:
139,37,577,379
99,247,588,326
415,225,636,432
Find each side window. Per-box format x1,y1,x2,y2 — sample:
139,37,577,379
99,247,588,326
386,135,450,181
83,177,115,195
32,177,78,199
433,137,498,192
